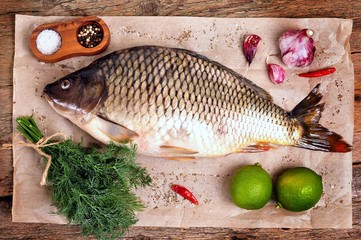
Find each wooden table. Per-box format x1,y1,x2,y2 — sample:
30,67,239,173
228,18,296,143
1,1,360,239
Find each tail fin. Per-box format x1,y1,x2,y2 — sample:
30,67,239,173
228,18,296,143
292,84,352,153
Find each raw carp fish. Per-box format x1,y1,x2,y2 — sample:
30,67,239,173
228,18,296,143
43,46,351,160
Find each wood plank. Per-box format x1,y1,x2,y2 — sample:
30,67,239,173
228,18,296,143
353,53,361,162
0,0,360,238
0,14,13,197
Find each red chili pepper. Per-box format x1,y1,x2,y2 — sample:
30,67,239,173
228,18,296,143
171,184,199,205
298,67,336,78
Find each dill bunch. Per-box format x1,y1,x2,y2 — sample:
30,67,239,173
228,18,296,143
16,116,152,239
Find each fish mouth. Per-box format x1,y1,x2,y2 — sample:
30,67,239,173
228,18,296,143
42,83,63,109
42,93,57,112
43,83,52,94
42,85,53,103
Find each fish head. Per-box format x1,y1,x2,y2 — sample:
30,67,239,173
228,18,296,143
43,67,106,121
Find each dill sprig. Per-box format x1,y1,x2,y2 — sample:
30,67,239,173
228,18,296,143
16,116,152,239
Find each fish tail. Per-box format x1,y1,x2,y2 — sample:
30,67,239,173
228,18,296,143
292,84,352,152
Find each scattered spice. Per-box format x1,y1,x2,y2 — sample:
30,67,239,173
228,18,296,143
172,184,199,205
36,29,62,55
77,22,103,48
298,67,336,78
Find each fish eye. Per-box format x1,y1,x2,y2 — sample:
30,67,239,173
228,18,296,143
61,79,71,90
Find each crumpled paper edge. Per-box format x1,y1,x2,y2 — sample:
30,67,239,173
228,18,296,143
11,15,354,229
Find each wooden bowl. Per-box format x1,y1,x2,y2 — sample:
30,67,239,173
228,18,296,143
29,16,111,63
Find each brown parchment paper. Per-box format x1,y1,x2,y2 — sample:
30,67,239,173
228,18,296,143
12,15,354,228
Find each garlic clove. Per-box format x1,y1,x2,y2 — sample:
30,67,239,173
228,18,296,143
243,34,262,65
279,29,315,68
267,64,286,84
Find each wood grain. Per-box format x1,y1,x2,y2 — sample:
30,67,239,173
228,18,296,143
0,0,360,239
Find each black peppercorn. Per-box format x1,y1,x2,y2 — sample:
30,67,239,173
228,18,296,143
77,22,103,48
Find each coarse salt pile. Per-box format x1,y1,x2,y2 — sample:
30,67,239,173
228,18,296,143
36,29,62,55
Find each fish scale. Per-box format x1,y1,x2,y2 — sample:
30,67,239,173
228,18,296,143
44,46,351,157
95,46,299,156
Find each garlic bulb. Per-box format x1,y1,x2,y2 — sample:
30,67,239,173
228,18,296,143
279,29,315,68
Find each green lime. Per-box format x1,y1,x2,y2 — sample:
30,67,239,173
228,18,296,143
275,167,323,212
229,163,272,210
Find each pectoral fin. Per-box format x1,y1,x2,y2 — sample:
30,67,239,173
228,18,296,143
95,115,138,143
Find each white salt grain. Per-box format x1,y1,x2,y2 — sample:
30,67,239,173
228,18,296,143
36,29,62,55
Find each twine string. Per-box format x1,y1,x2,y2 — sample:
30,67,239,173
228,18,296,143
3,133,67,186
